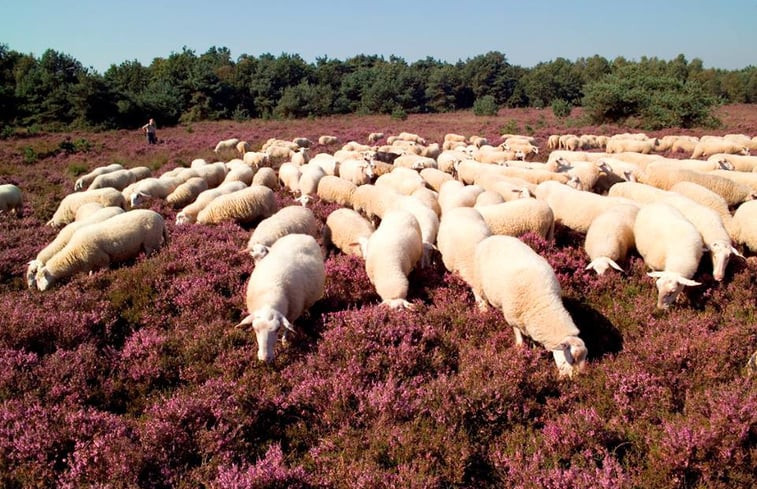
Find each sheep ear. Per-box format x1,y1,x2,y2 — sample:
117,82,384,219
236,314,254,329
280,315,295,333
731,246,744,258
677,277,701,287
647,271,664,278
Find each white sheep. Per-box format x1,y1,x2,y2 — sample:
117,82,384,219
670,181,733,229
246,206,318,257
641,164,755,206
394,154,436,170
607,181,671,205
477,199,554,240
242,151,270,168
87,169,138,191
374,167,426,195
438,180,485,215
236,233,325,363
708,169,757,193
472,235,588,378
730,201,757,252
309,153,340,176
251,167,279,190
166,177,209,209
367,132,385,144
0,183,23,216
318,135,340,145
278,162,302,195
265,145,294,169
606,138,658,154
125,176,183,208
292,137,312,148
420,168,454,192
315,175,357,207
74,202,105,221
364,209,423,310
35,209,168,291
196,185,278,225
323,208,375,258
339,158,375,186
223,163,255,186
236,141,252,155
392,195,439,268
411,187,441,217
297,164,326,199
47,187,126,227
707,153,757,173
691,139,749,159
633,203,703,309
73,163,124,191
175,181,247,225
534,181,631,234
214,138,240,153
350,184,401,221
584,203,639,274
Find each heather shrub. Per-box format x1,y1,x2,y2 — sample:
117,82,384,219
473,95,498,116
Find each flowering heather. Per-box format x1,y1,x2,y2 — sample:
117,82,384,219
0,110,755,487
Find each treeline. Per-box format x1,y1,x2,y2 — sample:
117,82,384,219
1,44,756,132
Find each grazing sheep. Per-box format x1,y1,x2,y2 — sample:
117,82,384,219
534,181,631,234
634,203,703,309
222,164,254,186
318,135,340,145
265,145,294,168
420,167,454,192
214,138,240,153
166,177,209,209
278,162,302,195
126,177,184,208
74,202,105,221
394,154,436,170
708,169,757,193
584,203,639,274
670,181,733,228
246,206,318,256
193,162,228,188
438,180,485,215
606,138,658,154
74,163,124,191
368,132,385,143
364,209,423,309
472,235,588,378
36,209,168,291
196,185,277,225
691,139,749,159
87,169,138,191
251,167,278,190
243,151,270,168
730,201,757,252
26,206,124,288
707,153,757,172
236,141,252,155
641,164,755,206
411,187,441,217
316,176,357,207
297,164,326,199
0,183,23,216
339,158,375,186
237,233,325,363
670,137,699,154
607,181,671,205
292,137,312,148
175,181,247,225
374,167,426,195
393,195,439,268
477,199,554,240
309,152,340,176
351,184,401,221
547,135,561,150
323,208,375,258
291,147,310,166
436,207,491,307
396,131,426,145
48,188,125,227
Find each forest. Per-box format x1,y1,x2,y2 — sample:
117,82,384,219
1,43,756,133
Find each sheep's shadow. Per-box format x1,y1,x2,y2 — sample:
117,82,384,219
563,297,623,360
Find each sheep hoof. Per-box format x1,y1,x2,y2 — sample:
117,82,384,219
382,299,414,311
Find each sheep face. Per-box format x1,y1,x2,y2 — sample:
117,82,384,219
238,307,295,363
35,267,54,292
130,191,149,208
648,272,701,309
709,240,741,282
249,244,270,263
26,260,41,289
552,336,588,378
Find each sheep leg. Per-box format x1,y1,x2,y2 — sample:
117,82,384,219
513,327,524,347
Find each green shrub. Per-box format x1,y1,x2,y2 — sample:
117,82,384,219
551,99,572,118
67,163,89,177
22,146,38,164
500,119,520,135
473,95,498,116
391,106,408,121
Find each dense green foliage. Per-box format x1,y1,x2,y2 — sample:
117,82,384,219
0,44,755,132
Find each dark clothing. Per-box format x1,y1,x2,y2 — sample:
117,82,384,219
142,121,157,144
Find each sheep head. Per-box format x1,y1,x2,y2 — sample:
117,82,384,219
249,243,270,263
35,267,55,292
237,306,294,363
708,240,742,282
585,257,624,275
26,260,42,289
130,191,150,208
552,336,588,378
648,271,701,309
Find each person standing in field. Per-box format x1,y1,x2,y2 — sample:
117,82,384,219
142,118,157,144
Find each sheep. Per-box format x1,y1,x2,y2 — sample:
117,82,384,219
318,135,339,145
236,141,252,155
374,167,426,196
367,132,385,144
35,209,168,291
175,181,247,225
584,203,639,274
607,181,671,205
193,162,228,188
502,139,539,158
472,235,588,378
606,138,658,154
370,161,394,178
26,206,124,288
339,158,375,186
482,179,534,202
670,181,733,228
444,133,467,144
670,137,699,154
73,163,124,191
351,184,401,221
708,169,757,193
396,131,426,145
309,153,340,176
661,194,740,281
707,153,757,173
278,162,302,195
438,180,485,215
730,201,757,253
437,150,469,174
126,177,183,208
196,185,278,225
436,207,491,306
394,154,436,170
554,159,603,191
411,187,441,217
214,138,240,153
222,164,254,186
74,202,105,221
297,164,327,199
475,191,506,206
597,157,644,183
290,147,310,166
420,168,454,192
641,164,756,206
364,209,423,310
392,195,439,268
47,187,126,227
534,181,632,234
315,176,357,207
243,151,270,168
236,233,325,363
251,167,278,190
87,169,137,191
292,137,312,148
166,177,209,209
323,208,375,258
477,199,554,240
246,206,318,257
547,135,561,150
265,145,294,168
633,203,703,309
691,139,749,159
0,183,23,216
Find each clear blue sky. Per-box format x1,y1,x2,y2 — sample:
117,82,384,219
1,0,755,74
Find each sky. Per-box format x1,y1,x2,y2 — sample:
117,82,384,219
1,0,755,74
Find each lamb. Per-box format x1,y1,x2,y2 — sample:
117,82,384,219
584,203,639,274
26,206,124,288
364,209,423,310
175,181,247,225
73,163,124,191
236,233,325,363
318,135,340,145
0,183,23,216
35,209,168,291
477,199,554,240
214,138,240,153
661,194,740,281
633,203,703,309
730,201,757,252
47,187,126,227
339,158,375,186
166,177,209,208
323,208,375,258
196,185,278,225
315,176,357,207
691,139,749,159
534,181,632,234
251,167,278,190
472,235,588,378
436,207,491,306
246,206,318,258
